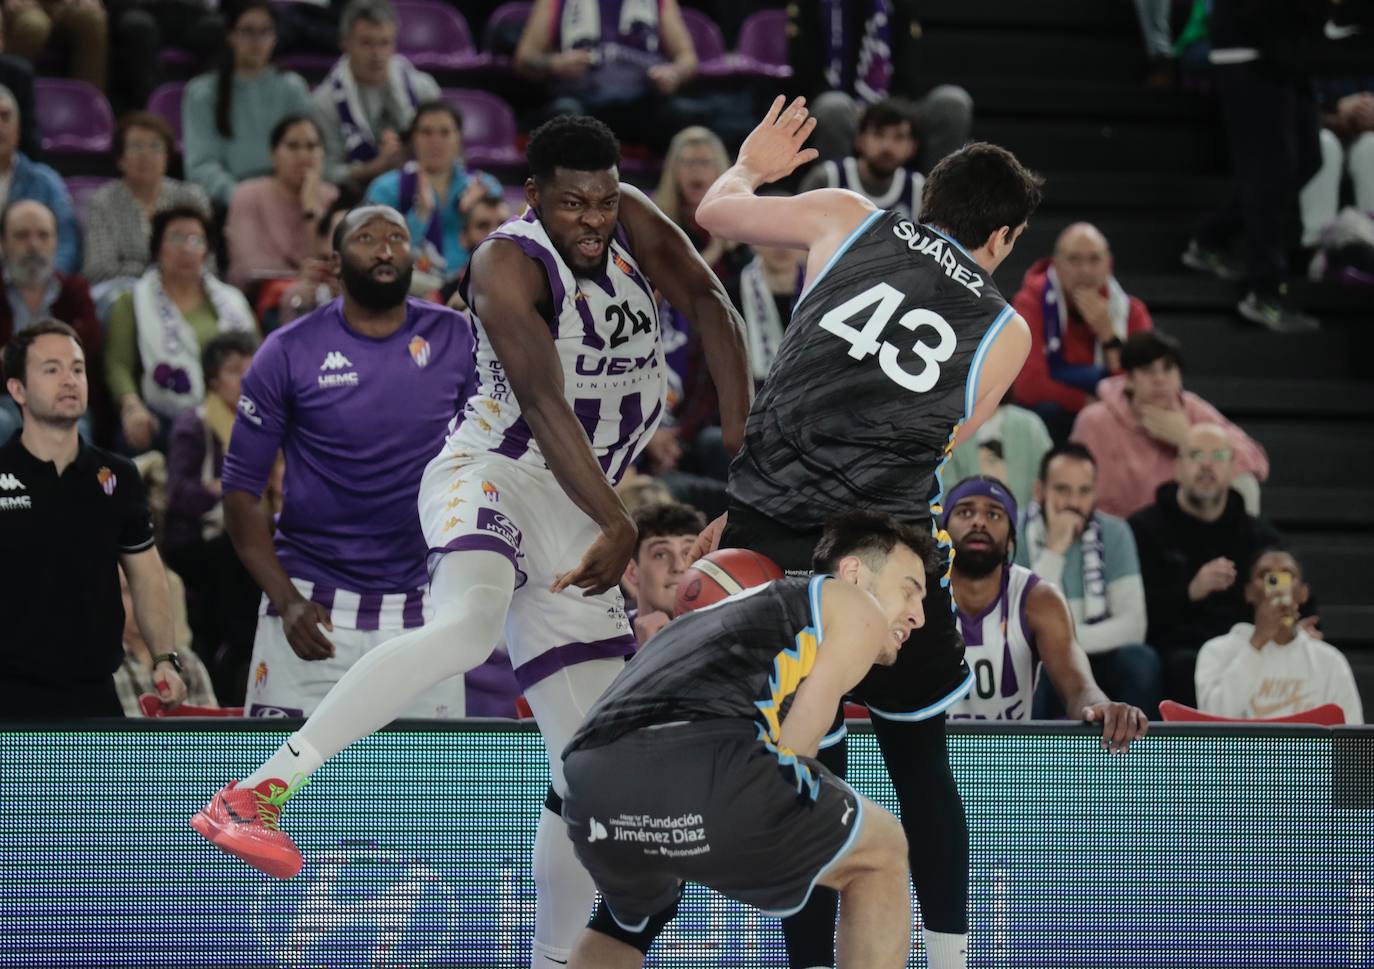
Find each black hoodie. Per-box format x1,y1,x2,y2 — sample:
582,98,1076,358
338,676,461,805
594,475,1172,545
1129,482,1286,652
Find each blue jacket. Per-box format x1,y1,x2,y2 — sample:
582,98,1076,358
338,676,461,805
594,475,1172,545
10,152,80,274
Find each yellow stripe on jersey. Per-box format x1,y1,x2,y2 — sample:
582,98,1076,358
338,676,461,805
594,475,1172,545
754,628,819,743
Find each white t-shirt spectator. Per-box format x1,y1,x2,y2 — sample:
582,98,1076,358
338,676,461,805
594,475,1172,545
1195,623,1363,723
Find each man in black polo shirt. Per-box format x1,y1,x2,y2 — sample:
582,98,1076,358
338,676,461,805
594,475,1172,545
0,319,186,718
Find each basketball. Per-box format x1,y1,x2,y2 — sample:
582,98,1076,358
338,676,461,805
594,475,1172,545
673,548,785,617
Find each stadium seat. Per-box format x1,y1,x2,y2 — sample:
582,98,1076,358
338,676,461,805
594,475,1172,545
1158,699,1347,725
730,9,794,79
681,8,728,76
34,79,114,154
483,0,531,58
441,88,522,169
394,0,486,71
66,175,113,223
146,82,186,148
138,694,245,718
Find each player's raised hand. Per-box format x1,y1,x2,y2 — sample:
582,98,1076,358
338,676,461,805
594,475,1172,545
689,513,727,563
553,520,638,597
1082,701,1148,754
737,95,819,186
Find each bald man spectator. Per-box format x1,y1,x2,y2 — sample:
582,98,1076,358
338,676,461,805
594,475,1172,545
1070,331,1268,519
1012,223,1154,443
0,200,101,441
0,85,80,273
1129,423,1312,706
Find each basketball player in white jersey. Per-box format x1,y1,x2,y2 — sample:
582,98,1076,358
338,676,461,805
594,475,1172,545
941,474,1148,745
190,116,753,969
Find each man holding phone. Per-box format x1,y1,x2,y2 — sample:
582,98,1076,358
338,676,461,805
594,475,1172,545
1194,550,1362,723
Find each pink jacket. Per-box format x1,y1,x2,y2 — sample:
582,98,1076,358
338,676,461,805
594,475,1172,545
1070,374,1269,518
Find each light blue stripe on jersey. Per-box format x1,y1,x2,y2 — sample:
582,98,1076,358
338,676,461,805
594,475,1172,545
796,208,885,309
808,574,828,644
964,303,1016,421
867,667,976,722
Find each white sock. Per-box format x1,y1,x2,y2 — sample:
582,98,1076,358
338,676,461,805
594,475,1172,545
923,929,968,969
240,551,514,789
530,806,596,968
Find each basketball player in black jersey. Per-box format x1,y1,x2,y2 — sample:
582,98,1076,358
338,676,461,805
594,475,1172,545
560,511,935,969
692,97,1043,969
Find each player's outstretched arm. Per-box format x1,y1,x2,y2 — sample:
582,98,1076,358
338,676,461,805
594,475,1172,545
696,95,875,254
618,184,752,454
778,581,888,758
1028,582,1148,752
468,239,636,595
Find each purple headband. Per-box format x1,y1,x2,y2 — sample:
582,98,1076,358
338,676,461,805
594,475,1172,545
940,478,1018,529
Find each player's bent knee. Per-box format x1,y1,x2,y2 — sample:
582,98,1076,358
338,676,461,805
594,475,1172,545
819,798,907,889
587,898,678,954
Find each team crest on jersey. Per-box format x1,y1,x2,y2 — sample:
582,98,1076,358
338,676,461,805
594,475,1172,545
481,481,499,503
96,467,117,496
254,662,268,687
408,336,431,368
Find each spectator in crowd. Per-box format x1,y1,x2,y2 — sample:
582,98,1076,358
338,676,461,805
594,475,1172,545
364,100,503,286
1180,0,1323,332
621,501,704,645
222,205,475,718
311,0,439,192
1071,331,1268,518
106,206,256,454
0,11,43,159
0,85,81,273
164,330,261,703
3,0,106,91
1129,423,1315,707
941,391,1053,514
1130,0,1175,88
82,112,210,299
787,0,973,172
515,0,752,152
653,126,742,274
1300,82,1374,249
1196,549,1360,723
798,98,924,220
725,231,805,386
182,0,311,210
458,192,509,255
0,199,101,441
225,114,338,290
941,475,1149,742
0,319,187,718
107,0,223,112
1017,443,1161,718
615,471,674,516
114,564,218,715
263,196,350,328
1013,223,1155,443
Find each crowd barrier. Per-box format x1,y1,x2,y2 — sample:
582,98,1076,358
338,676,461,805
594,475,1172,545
1,720,1370,968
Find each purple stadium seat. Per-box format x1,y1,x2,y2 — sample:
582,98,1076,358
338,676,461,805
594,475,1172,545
681,8,727,67
34,79,114,154
394,0,486,71
734,9,793,77
483,1,532,54
66,175,113,224
146,82,186,149
441,88,521,169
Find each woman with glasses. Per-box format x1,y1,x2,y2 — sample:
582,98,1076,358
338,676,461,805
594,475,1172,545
105,206,256,454
182,0,310,209
83,112,210,307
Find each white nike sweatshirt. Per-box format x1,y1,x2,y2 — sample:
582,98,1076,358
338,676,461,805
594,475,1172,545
1195,623,1363,723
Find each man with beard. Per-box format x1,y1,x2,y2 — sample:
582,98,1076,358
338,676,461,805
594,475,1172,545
0,200,101,441
799,99,925,221
942,474,1147,742
202,204,476,719
192,118,751,969
1129,423,1317,706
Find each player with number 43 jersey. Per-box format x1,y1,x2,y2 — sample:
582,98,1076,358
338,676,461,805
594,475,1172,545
691,97,1043,969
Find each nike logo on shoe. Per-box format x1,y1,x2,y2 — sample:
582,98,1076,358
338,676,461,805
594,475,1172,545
286,741,300,756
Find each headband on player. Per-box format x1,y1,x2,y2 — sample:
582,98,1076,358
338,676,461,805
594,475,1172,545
940,478,1019,529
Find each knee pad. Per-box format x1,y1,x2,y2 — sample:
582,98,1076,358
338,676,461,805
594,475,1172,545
587,898,678,955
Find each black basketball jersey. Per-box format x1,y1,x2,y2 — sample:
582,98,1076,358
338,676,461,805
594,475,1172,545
728,210,1013,530
566,576,828,795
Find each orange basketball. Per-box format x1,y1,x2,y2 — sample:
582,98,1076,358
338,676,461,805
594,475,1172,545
673,548,785,617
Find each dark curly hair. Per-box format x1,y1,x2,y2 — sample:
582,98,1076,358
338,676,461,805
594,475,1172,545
526,115,620,186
